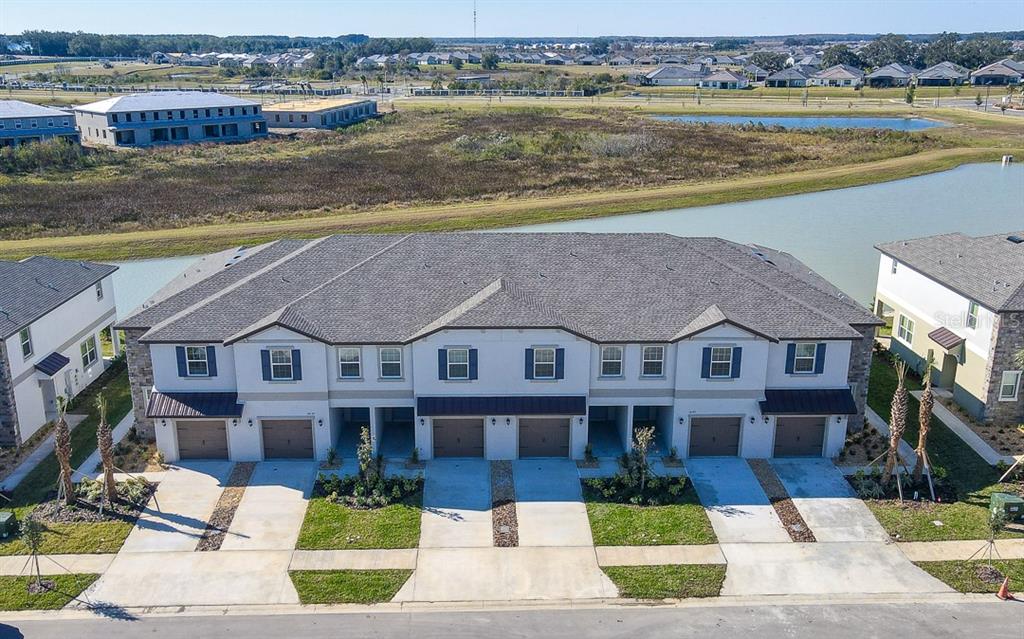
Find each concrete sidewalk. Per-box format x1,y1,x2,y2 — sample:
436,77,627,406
514,459,593,547
686,458,790,543
595,544,725,566
913,391,1018,466
419,459,492,548
290,549,418,570
899,539,1024,562
0,414,86,492
0,553,116,576
220,461,316,552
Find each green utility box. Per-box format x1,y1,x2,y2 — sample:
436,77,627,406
990,492,1024,522
0,512,16,538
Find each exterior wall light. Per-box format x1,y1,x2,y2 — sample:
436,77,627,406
678,417,685,425
161,419,167,428
506,418,511,426
248,419,253,428
317,419,324,428
763,416,770,424
578,417,584,425
419,418,425,426
749,416,755,423
491,418,496,426
231,419,238,427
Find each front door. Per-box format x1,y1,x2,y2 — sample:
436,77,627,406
40,379,59,422
938,353,958,389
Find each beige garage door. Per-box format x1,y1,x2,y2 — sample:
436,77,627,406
519,417,570,457
176,420,228,460
261,419,314,459
433,418,484,457
774,417,826,457
688,417,741,457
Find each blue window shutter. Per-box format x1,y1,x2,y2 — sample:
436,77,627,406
700,347,711,379
469,349,478,380
260,350,271,381
175,346,187,377
292,349,302,380
206,346,218,377
555,348,565,379
785,343,796,374
731,347,742,379
525,348,534,379
438,349,448,380
814,343,827,374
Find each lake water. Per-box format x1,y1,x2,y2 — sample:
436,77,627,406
654,114,949,130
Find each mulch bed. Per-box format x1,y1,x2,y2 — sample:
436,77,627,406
836,424,888,466
31,481,156,524
491,461,518,547
196,462,255,552
977,564,1005,584
748,460,816,543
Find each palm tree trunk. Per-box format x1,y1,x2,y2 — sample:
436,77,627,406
96,395,117,504
883,360,908,482
913,356,935,484
54,399,75,507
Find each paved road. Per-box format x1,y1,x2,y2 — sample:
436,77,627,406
0,601,1012,638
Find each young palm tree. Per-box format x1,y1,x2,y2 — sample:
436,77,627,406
913,354,935,484
53,398,75,506
883,359,908,482
96,394,117,505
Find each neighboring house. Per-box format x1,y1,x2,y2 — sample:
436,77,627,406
972,59,1024,86
916,61,970,86
607,55,633,66
117,233,879,465
700,69,749,90
0,100,78,148
875,232,1024,426
765,65,815,88
0,257,119,446
576,55,601,66
865,63,920,87
74,92,268,147
811,64,865,87
263,98,377,129
743,64,769,82
642,65,708,86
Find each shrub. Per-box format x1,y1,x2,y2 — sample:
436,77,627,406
313,472,420,509
0,139,111,174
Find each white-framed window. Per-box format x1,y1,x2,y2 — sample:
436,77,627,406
533,347,556,379
966,301,979,330
1000,371,1021,401
897,314,915,344
709,346,733,378
379,347,402,379
269,348,293,380
337,347,361,378
600,346,623,377
793,343,817,374
185,346,209,376
80,336,98,369
890,258,898,274
447,347,470,380
19,327,32,359
95,281,104,301
642,345,665,377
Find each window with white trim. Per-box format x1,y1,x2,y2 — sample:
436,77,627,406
966,301,979,330
1000,371,1021,401
897,315,915,344
600,346,623,377
447,348,469,380
95,281,104,301
19,328,32,359
709,346,733,378
269,348,293,380
379,347,402,379
185,346,209,376
338,347,361,378
890,258,898,274
641,345,664,377
793,343,817,374
80,336,98,368
533,347,556,379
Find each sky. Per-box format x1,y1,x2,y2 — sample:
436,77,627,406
2,0,1021,39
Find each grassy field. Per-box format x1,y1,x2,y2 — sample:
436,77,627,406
289,569,411,604
0,574,99,610
602,564,726,599
583,483,716,546
296,493,422,550
915,560,1024,593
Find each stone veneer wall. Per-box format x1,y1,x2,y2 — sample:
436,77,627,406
983,311,1024,426
123,328,155,440
846,324,875,432
0,343,21,447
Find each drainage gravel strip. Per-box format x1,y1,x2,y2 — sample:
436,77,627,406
747,459,817,543
491,460,519,547
196,462,256,552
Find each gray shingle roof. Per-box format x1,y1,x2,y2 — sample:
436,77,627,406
917,61,969,80
0,257,117,339
132,234,877,345
877,232,1024,312
866,63,920,79
74,91,260,114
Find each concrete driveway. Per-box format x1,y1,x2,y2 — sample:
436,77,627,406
220,461,317,551
419,459,492,548
513,459,593,547
770,458,889,542
685,458,790,543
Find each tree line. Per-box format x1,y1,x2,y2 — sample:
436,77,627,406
822,33,1015,70
2,31,371,56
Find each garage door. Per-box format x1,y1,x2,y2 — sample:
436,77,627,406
432,418,484,457
261,419,314,459
688,417,741,457
774,416,826,457
176,420,228,460
519,417,570,458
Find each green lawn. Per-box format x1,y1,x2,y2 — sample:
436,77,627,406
0,364,136,555
602,565,726,599
289,570,412,604
296,493,422,550
915,560,1024,593
863,357,1023,541
583,483,716,546
0,574,98,610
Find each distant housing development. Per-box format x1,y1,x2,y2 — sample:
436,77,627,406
0,100,78,147
263,97,377,129
73,91,268,147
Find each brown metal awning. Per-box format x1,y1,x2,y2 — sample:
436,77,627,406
147,391,243,419
928,327,965,351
